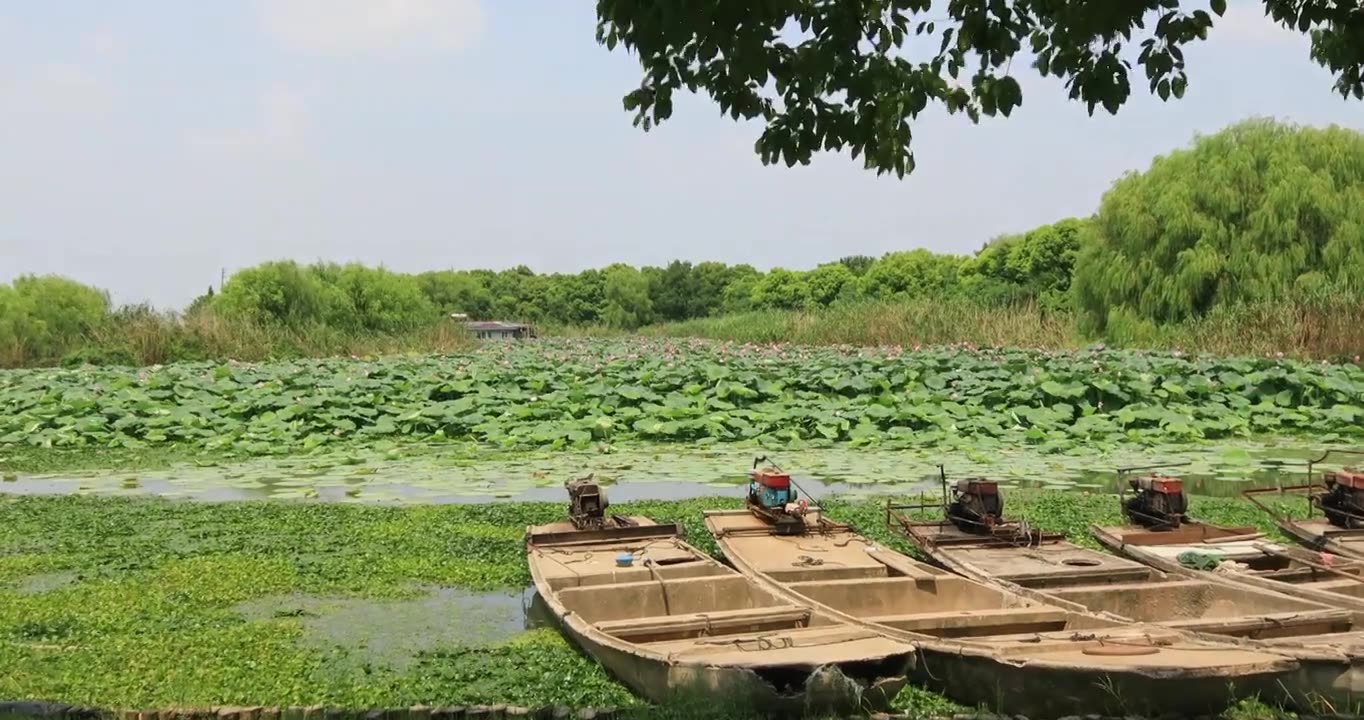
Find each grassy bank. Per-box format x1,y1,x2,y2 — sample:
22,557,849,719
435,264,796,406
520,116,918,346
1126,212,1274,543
599,297,1364,361
4,293,1363,370
0,491,1309,717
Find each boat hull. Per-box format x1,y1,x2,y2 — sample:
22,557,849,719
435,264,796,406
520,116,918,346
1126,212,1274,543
1244,484,1364,560
550,612,909,715
891,507,1364,714
911,647,1288,719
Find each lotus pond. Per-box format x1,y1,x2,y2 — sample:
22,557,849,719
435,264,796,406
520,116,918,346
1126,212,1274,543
2,340,1357,718
2,339,1362,457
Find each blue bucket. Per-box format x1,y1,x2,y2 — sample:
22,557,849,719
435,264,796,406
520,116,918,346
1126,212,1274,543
615,552,634,567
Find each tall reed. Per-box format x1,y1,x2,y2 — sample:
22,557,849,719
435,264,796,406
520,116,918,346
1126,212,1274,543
1,307,476,369
587,297,1364,361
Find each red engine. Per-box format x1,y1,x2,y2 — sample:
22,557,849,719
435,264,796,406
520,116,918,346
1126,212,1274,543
753,467,791,489
1124,474,1188,530
947,478,1002,533
747,459,806,534
1320,470,1364,529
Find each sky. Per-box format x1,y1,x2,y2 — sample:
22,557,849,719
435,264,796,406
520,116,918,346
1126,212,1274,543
1,1,1361,310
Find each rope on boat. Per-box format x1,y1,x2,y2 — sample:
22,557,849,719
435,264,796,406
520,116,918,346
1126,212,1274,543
668,631,861,662
693,632,869,652
695,635,795,651
644,557,672,616
532,548,587,582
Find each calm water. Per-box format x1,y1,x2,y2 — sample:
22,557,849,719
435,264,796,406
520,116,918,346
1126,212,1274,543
236,586,555,661
2,441,1358,504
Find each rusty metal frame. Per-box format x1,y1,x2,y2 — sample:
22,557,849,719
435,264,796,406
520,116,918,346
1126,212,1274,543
885,465,1062,550
1307,449,1364,485
1245,449,1364,528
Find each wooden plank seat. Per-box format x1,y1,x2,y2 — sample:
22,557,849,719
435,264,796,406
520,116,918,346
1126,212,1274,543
1162,608,1353,637
1257,567,1335,581
1291,578,1364,592
865,605,1071,637
558,573,756,599
1003,565,1155,587
596,605,811,641
1319,526,1364,537
765,565,890,583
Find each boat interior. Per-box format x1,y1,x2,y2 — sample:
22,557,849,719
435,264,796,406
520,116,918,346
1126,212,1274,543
957,522,1363,641
530,519,821,641
704,510,1298,672
526,518,914,670
1095,523,1364,601
708,510,1137,638
880,478,1364,644
1281,517,1364,556
900,516,1159,590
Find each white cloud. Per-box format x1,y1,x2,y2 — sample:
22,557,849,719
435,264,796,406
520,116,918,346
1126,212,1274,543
259,0,485,56
85,24,124,58
0,26,123,123
185,85,312,153
0,62,114,121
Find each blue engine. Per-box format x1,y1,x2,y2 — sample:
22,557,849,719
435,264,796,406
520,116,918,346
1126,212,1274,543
750,480,792,509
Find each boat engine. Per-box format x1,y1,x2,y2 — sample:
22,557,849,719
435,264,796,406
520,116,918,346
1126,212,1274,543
566,474,610,530
1319,470,1364,529
1124,474,1188,530
947,478,1002,534
747,463,808,535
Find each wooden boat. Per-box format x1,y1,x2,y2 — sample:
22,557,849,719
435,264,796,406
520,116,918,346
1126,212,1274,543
1091,521,1364,611
1243,449,1364,560
887,467,1161,590
881,465,1364,713
703,507,1299,719
525,480,916,716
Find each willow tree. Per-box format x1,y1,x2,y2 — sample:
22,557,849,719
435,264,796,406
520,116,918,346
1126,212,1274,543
1071,118,1364,333
596,1,1363,177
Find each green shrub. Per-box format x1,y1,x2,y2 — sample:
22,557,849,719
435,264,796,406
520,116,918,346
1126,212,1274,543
0,275,110,365
1073,117,1364,333
858,249,962,300
215,260,336,327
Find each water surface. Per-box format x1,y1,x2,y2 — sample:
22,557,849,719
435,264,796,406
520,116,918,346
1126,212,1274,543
2,441,1358,504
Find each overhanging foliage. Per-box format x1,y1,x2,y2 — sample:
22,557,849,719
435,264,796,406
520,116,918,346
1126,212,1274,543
595,1,1364,177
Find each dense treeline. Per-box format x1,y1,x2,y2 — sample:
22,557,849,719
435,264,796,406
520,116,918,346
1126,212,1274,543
0,218,1083,368
203,219,1081,332
1,117,1361,368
